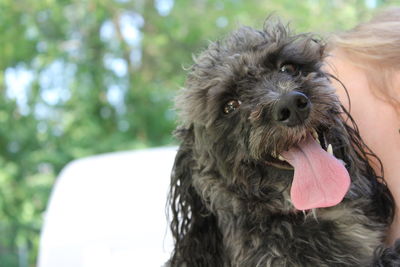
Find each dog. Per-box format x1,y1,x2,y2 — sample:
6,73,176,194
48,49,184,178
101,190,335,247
167,18,400,266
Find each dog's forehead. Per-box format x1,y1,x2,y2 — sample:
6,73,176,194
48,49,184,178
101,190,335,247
204,41,321,96
206,39,321,86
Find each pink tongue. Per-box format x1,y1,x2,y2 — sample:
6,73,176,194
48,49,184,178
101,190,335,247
281,134,350,211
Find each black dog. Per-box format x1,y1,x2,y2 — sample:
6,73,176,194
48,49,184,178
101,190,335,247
167,19,399,266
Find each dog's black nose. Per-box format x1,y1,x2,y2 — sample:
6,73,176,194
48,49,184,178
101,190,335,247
273,91,311,127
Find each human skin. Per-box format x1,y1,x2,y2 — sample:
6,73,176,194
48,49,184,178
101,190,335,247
325,50,400,245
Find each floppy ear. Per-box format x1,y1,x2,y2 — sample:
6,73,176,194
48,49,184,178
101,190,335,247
168,126,224,267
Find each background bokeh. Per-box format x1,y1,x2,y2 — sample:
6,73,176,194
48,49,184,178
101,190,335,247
0,0,398,266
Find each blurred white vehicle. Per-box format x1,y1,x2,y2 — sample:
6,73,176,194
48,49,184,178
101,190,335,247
37,147,177,267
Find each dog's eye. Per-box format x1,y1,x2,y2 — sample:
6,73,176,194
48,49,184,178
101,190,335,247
279,64,298,75
223,100,241,114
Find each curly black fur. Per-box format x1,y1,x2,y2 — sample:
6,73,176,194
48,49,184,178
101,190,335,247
167,18,398,266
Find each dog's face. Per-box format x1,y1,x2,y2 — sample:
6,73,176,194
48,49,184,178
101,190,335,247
183,25,339,152
176,21,354,212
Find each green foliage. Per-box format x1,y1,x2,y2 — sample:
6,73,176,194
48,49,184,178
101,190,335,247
0,0,397,265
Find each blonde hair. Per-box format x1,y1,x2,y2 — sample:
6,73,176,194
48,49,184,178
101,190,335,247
329,7,400,112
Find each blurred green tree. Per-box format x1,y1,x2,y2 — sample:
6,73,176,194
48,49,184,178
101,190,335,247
0,0,397,265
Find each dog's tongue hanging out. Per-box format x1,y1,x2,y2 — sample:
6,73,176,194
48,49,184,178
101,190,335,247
281,133,350,211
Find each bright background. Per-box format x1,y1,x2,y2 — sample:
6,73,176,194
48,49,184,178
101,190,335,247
0,0,398,266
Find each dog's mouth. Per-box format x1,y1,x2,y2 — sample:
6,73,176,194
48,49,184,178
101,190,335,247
266,128,330,169
265,128,351,211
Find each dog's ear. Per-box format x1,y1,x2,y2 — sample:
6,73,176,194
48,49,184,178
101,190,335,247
168,126,224,267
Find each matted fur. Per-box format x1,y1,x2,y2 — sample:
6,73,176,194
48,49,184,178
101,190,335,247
167,18,398,266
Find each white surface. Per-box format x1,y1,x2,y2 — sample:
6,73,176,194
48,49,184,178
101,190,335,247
37,147,177,267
